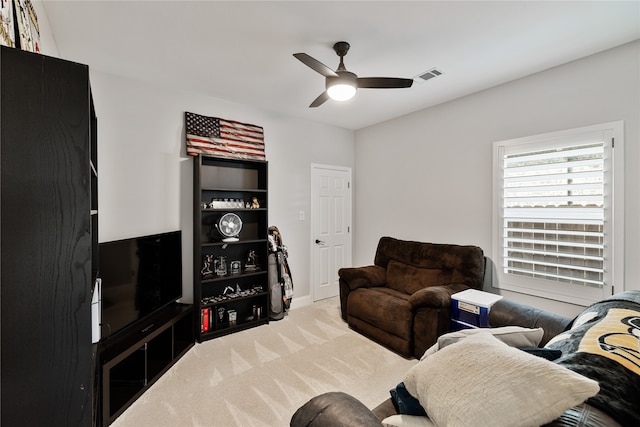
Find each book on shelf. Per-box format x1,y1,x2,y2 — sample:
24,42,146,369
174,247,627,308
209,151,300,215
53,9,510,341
201,307,210,333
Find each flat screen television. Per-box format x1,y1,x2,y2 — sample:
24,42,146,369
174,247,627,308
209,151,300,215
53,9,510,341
99,230,182,341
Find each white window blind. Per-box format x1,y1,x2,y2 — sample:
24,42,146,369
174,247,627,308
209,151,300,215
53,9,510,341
503,142,604,288
493,122,623,306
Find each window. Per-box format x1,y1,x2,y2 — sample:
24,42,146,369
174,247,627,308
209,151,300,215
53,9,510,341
493,122,623,306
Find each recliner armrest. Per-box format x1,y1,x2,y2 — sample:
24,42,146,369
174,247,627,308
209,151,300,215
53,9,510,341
290,391,383,427
488,299,573,346
408,283,471,309
338,265,386,291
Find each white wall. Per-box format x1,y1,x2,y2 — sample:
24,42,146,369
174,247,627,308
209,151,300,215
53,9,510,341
34,0,355,305
32,3,640,315
31,1,58,56
89,71,354,304
354,41,640,317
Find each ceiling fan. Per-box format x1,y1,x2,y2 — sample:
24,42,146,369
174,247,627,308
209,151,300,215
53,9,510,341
294,41,414,108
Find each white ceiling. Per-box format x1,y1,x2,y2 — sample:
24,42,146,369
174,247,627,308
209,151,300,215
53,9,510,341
43,1,640,130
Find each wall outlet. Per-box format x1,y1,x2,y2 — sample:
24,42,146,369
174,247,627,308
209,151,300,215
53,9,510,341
299,210,305,221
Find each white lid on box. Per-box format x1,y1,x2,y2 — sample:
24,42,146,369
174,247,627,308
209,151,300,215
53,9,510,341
452,289,503,307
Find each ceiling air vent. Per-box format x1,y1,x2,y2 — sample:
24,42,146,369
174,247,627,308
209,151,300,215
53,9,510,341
415,68,443,83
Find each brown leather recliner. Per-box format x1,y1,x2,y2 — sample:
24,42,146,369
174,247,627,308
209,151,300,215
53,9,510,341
339,237,485,358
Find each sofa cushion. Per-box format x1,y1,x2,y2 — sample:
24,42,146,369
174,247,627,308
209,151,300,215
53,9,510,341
420,325,544,359
386,260,451,294
373,237,485,289
347,287,413,340
404,333,600,427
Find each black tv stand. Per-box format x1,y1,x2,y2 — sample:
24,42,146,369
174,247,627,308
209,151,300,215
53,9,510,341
140,323,156,334
99,303,194,426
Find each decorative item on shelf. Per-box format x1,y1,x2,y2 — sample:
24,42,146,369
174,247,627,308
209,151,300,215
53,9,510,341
245,250,259,271
201,254,214,279
14,0,41,53
208,198,245,209
213,212,243,242
1,0,16,48
253,305,262,319
185,112,265,161
228,309,237,326
200,285,265,306
251,197,260,209
216,305,228,327
214,256,227,276
230,260,241,274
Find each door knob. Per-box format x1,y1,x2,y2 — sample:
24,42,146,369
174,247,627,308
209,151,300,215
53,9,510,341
315,239,325,245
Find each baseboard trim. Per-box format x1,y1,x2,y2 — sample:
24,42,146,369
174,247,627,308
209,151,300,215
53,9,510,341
290,295,313,310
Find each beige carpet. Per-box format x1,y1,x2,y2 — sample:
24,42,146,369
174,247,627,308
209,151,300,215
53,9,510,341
110,297,416,427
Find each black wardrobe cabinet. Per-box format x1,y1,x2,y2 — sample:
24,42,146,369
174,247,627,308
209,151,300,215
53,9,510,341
0,46,97,426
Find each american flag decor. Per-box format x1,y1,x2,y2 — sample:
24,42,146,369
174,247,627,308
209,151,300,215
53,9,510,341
185,112,265,160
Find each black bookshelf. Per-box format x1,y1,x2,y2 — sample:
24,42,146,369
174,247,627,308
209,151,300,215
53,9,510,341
193,156,270,341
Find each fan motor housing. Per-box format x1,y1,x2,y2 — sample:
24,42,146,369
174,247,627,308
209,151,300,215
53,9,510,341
333,41,350,57
326,71,357,89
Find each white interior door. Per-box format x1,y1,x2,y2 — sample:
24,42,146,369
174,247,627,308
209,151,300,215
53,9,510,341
311,164,352,301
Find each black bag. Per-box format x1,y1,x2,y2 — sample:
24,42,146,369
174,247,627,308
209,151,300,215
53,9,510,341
267,226,293,320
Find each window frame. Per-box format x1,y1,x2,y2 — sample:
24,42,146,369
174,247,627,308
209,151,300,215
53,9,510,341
492,121,624,306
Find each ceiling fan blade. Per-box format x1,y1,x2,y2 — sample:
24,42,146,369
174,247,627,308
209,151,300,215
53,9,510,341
357,77,414,89
294,53,338,78
309,91,330,108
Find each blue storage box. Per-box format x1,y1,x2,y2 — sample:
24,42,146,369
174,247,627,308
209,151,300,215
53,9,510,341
450,318,476,331
451,289,503,328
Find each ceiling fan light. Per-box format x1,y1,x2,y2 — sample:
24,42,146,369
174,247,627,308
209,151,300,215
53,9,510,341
327,83,356,101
